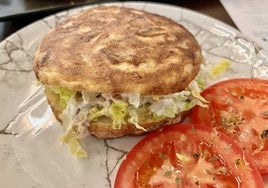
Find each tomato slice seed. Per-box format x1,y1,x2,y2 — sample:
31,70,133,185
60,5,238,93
114,123,264,188
190,78,268,174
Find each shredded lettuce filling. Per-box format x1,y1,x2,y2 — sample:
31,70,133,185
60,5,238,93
48,59,231,158
56,78,208,141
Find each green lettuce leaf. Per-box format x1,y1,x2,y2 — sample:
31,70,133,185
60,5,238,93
208,59,231,78
49,86,75,108
88,107,110,122
109,100,128,129
128,106,146,131
61,131,87,158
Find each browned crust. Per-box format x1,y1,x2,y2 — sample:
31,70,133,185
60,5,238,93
45,86,187,138
34,5,203,95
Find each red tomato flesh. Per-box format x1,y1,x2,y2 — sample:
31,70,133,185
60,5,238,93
114,124,263,188
190,78,268,174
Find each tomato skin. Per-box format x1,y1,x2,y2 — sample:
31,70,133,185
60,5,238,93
190,78,268,174
114,124,264,188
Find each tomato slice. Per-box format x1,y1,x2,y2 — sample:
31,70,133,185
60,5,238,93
114,124,264,188
190,78,268,174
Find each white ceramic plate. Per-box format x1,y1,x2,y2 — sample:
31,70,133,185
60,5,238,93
0,1,267,187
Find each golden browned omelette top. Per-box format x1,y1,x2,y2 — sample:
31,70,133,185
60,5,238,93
33,6,203,95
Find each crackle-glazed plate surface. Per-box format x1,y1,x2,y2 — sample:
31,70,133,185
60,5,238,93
0,1,267,187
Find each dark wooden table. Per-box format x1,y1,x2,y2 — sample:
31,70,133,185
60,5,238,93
0,0,237,42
